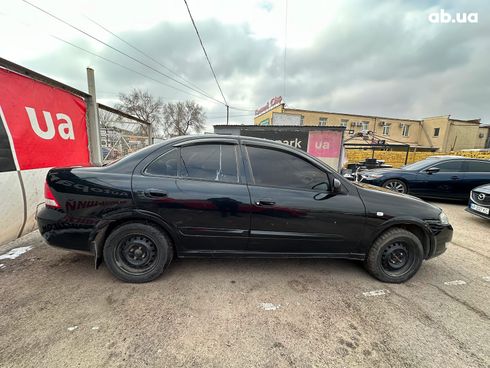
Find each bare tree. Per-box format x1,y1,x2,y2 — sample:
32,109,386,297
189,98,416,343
115,88,164,136
162,100,206,137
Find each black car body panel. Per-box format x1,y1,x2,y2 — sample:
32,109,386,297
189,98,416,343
466,184,490,220
360,157,490,200
37,135,452,266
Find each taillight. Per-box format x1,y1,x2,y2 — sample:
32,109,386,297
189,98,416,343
44,182,61,208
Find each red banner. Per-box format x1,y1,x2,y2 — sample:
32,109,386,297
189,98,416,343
307,131,343,158
0,68,90,170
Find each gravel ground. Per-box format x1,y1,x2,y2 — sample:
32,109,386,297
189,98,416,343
0,202,489,368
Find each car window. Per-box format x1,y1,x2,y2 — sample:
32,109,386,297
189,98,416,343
180,144,239,183
246,145,329,191
465,160,490,173
145,148,179,176
432,160,464,172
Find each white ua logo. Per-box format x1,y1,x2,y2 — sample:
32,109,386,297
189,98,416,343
25,107,75,140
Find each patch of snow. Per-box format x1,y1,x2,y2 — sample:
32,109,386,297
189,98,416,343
362,289,390,297
443,280,466,286
259,303,281,311
91,326,99,330
67,326,78,332
0,246,33,261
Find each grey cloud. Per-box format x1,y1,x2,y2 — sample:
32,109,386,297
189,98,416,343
24,0,490,126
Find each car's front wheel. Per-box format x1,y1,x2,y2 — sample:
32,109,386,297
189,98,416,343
103,222,173,283
382,179,407,194
365,228,424,283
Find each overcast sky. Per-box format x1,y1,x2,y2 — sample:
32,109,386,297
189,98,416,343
1,0,489,128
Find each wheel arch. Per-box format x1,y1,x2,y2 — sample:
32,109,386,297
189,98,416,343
367,218,434,259
93,210,179,267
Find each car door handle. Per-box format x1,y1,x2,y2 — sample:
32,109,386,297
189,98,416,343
451,176,460,180
145,189,167,198
255,199,276,206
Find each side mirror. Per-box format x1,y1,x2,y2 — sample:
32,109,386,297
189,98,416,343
333,178,342,192
425,167,440,174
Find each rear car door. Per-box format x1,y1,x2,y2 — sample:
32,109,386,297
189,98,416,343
132,139,251,254
462,160,490,195
242,142,365,255
417,160,466,199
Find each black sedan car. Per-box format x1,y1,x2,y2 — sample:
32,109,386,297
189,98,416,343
466,184,490,219
37,135,452,284
359,156,490,200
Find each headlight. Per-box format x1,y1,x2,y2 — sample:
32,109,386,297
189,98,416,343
439,211,449,225
362,174,383,179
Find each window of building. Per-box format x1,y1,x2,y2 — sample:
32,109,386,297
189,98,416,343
145,148,179,176
340,119,348,127
300,115,304,126
361,121,369,131
382,125,390,136
319,117,328,126
180,144,239,183
465,160,490,172
401,124,410,137
433,128,440,137
245,146,329,191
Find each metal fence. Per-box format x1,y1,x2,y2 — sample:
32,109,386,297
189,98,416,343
97,105,151,164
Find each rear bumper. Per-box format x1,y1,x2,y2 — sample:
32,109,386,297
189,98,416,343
427,223,453,259
36,205,94,254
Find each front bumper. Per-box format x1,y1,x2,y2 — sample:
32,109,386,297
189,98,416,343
426,222,453,259
36,205,94,254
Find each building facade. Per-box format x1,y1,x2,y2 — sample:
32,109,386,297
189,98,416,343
254,103,490,151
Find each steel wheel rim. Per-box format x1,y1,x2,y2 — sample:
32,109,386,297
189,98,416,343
114,234,158,275
380,241,415,276
385,181,405,193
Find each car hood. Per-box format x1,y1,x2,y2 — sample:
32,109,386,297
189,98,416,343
354,182,442,220
473,184,490,195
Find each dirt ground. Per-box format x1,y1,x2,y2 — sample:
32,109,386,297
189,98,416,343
0,202,489,368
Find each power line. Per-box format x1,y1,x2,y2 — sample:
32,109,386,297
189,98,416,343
183,0,227,107
51,35,222,104
85,15,211,98
283,0,288,100
21,0,224,105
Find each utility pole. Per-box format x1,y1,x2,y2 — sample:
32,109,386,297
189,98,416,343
226,105,229,125
86,67,102,166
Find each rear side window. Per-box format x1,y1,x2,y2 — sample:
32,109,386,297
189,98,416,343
432,160,464,172
180,144,239,183
145,148,179,176
246,145,328,190
466,161,490,172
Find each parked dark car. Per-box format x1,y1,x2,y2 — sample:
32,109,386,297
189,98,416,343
359,156,490,200
466,184,490,219
37,135,452,284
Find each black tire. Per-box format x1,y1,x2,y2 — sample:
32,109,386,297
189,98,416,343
365,228,424,283
103,222,173,283
382,179,407,194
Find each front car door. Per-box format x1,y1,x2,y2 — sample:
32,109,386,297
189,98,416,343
242,141,366,256
132,139,251,254
416,160,466,199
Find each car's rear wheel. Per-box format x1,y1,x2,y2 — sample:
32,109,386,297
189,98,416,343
382,179,407,194
365,228,424,283
103,223,173,283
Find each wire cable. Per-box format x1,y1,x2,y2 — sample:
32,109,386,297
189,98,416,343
183,0,227,106
85,15,212,98
51,35,221,104
21,0,224,105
